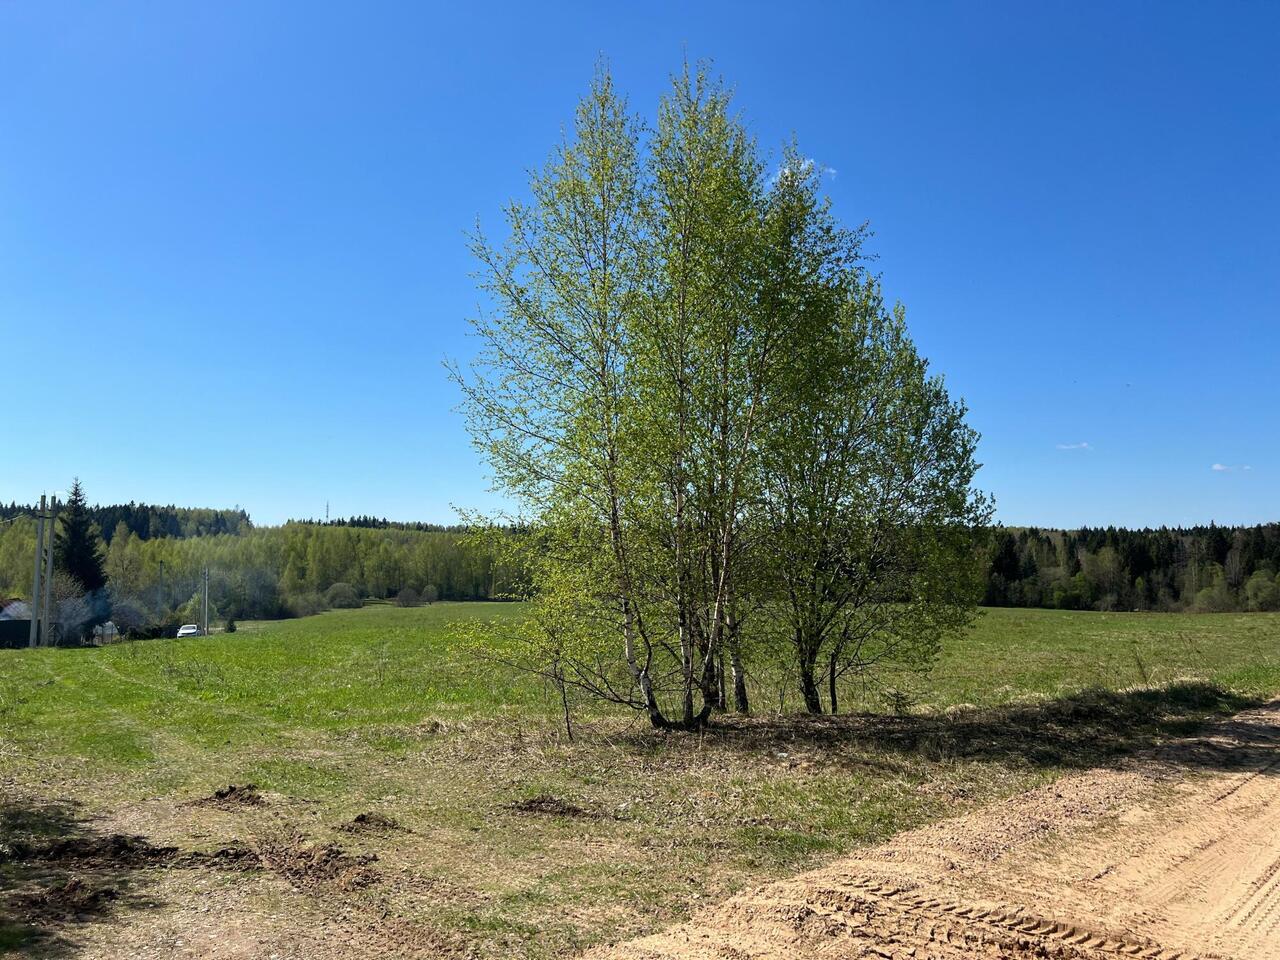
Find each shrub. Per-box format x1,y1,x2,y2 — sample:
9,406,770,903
1192,573,1236,613
284,591,326,618
1244,570,1280,612
324,582,362,609
395,587,420,607
225,618,237,633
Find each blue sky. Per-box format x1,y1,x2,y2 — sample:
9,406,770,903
2,2,1276,528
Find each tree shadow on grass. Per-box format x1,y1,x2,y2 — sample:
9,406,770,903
0,797,175,957
677,682,1278,776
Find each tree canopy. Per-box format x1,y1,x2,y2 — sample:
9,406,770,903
455,64,991,728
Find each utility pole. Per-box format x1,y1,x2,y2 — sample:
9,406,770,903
41,496,56,646
29,495,46,648
202,566,209,636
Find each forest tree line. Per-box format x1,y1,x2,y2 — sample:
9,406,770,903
6,497,1279,634
0,494,518,640
983,524,1280,613
0,501,251,542
288,515,473,532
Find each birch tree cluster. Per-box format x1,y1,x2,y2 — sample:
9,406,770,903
456,64,992,728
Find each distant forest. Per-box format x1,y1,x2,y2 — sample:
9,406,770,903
0,501,250,542
0,500,516,635
4,497,1279,638
287,515,470,532
983,524,1280,613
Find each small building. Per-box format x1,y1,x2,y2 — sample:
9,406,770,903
92,621,120,644
0,599,33,647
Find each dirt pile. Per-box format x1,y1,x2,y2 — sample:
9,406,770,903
13,876,120,921
338,811,402,834
507,794,597,818
192,783,265,807
1,832,179,867
256,834,380,891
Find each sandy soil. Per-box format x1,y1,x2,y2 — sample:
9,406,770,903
589,699,1280,960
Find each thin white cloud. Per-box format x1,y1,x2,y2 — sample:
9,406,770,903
1056,441,1091,450
1212,463,1253,472
769,158,837,186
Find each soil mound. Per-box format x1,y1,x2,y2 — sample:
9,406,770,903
14,877,119,920
506,794,595,818
194,783,265,807
338,812,402,833
2,833,178,867
257,835,379,891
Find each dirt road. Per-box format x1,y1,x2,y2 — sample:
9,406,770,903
590,700,1280,960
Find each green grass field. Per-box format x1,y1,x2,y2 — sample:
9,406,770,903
2,603,1278,957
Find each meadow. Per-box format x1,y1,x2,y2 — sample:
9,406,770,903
2,603,1279,957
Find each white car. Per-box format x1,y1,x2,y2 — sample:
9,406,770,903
176,624,201,638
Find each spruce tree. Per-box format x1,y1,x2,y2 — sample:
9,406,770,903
54,478,108,592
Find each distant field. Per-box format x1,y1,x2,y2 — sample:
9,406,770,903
923,606,1280,706
1,604,1278,958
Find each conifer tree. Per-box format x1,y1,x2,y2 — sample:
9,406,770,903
53,479,108,592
